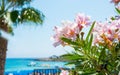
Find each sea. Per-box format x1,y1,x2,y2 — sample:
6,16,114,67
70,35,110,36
5,58,68,72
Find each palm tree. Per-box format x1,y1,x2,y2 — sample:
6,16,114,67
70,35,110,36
0,0,45,74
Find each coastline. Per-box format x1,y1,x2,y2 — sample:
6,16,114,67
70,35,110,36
34,58,69,62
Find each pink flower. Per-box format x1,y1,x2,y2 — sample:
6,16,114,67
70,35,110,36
93,20,120,46
111,0,120,5
52,21,78,47
60,70,69,75
52,26,65,47
75,13,91,30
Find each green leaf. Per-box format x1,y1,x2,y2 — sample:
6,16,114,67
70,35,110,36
86,21,95,42
61,37,78,46
115,8,120,14
98,46,106,63
80,72,97,75
20,7,45,24
61,53,81,61
111,17,115,20
10,10,19,23
87,34,93,50
65,61,82,67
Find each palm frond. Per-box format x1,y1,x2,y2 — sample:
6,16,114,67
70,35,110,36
20,7,45,24
10,10,19,23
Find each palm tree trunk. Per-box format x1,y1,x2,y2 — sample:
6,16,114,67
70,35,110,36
0,18,8,75
0,37,7,75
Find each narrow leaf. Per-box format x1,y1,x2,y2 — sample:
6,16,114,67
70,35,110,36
61,37,78,45
86,21,95,42
80,71,97,75
87,34,93,49
115,8,120,14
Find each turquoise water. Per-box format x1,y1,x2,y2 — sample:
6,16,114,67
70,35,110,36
5,58,68,72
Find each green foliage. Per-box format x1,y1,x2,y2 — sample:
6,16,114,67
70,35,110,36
10,10,19,22
61,37,79,46
8,25,14,35
20,7,45,24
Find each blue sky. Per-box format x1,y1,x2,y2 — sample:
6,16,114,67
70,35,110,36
5,0,116,58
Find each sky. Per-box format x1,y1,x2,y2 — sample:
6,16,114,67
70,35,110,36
3,0,117,58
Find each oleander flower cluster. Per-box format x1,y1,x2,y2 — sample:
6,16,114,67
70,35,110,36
93,20,120,47
52,13,91,47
